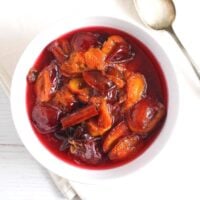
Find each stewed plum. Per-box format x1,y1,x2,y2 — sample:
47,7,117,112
26,27,167,169
71,32,98,52
83,70,114,92
34,62,61,102
69,138,103,165
32,103,61,133
126,97,166,134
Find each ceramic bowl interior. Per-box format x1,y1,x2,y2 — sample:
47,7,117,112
11,16,179,183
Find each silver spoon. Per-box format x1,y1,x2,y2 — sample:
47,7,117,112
134,0,200,80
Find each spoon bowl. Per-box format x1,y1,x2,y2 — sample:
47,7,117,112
134,0,200,80
135,0,176,30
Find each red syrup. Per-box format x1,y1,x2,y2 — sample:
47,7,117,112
26,26,168,170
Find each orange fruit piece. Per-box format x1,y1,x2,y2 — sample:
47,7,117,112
103,121,130,153
68,78,90,103
84,48,106,70
87,99,112,136
124,73,147,110
60,52,86,76
52,85,76,111
108,135,141,161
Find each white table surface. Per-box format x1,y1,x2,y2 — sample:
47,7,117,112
1,0,200,199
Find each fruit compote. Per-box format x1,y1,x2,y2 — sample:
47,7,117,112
26,27,167,169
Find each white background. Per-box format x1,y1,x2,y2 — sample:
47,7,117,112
0,0,200,199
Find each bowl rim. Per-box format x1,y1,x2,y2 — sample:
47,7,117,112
10,16,179,184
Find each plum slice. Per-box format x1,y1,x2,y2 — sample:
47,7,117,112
83,70,114,92
105,86,120,103
69,138,103,165
48,39,71,63
108,135,141,161
102,35,126,54
103,121,130,153
34,62,61,102
71,32,98,52
102,35,134,63
106,43,135,64
126,97,166,134
105,66,125,89
32,103,62,133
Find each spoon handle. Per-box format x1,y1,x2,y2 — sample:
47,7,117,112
166,26,200,80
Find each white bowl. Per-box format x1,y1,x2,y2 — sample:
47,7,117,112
11,16,179,183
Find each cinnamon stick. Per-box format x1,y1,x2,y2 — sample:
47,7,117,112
61,104,98,128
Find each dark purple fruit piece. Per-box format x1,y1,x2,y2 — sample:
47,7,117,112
32,103,61,133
